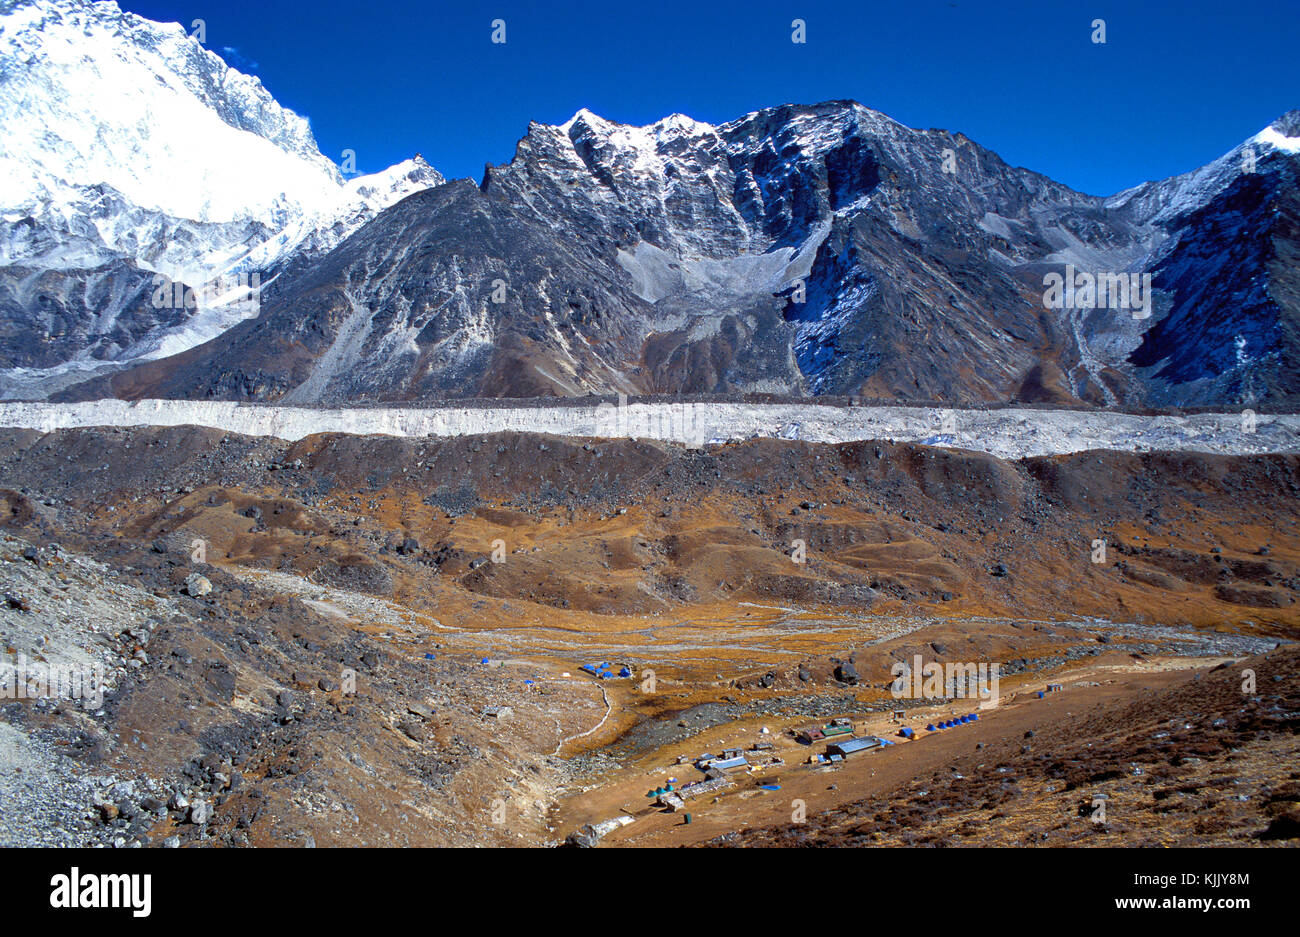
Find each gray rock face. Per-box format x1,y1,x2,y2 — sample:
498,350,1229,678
68,102,1300,407
0,261,174,371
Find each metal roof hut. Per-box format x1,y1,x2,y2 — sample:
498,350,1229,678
826,737,882,757
711,755,749,772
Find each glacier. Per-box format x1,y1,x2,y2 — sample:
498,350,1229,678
0,399,1295,460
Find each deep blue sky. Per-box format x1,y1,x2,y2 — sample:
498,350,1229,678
121,0,1297,196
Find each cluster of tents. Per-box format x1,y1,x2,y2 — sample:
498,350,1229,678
580,661,633,679
925,713,980,731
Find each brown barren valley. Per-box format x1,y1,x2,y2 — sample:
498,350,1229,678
1,424,1297,847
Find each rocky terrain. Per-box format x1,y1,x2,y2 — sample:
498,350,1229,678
0,421,1296,847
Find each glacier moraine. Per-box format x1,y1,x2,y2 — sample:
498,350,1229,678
0,399,1297,460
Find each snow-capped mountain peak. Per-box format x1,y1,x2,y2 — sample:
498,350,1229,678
0,0,443,395
0,0,344,228
1254,118,1300,155
1106,110,1300,223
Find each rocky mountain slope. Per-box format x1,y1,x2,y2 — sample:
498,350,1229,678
1122,114,1300,406
66,101,1300,407
3,2,1297,407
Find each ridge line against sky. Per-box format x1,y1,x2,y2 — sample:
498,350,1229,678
117,0,1299,197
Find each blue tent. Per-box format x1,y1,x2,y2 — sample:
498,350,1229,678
423,653,436,660
619,667,631,677
969,713,979,721
899,727,914,739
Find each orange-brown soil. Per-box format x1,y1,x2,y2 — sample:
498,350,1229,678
0,426,1295,846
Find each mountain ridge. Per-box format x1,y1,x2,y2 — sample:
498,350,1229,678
48,99,1300,407
3,1,1298,407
